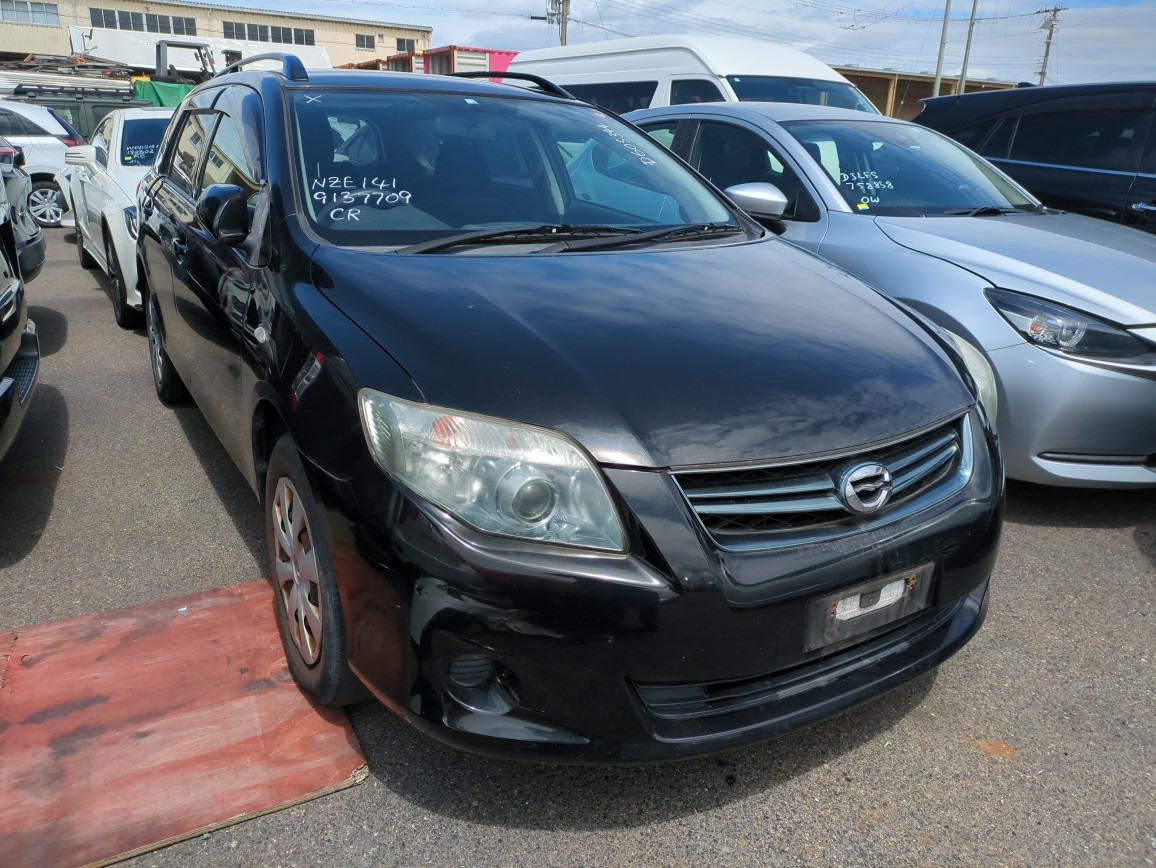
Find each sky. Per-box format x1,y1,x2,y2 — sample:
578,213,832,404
274,0,1156,85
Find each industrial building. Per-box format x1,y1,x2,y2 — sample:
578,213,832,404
0,1,431,70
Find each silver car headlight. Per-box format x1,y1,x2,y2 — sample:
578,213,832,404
359,390,626,551
986,288,1150,360
943,329,998,427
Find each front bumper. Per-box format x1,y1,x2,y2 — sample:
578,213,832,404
991,343,1156,487
0,319,40,462
318,411,1002,763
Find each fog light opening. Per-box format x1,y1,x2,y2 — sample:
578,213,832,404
445,654,519,715
448,653,495,689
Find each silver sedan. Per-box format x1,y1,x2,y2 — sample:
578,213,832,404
628,102,1156,488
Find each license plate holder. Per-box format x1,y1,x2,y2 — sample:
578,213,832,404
804,562,936,652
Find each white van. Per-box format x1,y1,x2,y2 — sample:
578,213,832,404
507,34,879,114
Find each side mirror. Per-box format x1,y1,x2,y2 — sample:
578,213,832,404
196,183,248,247
65,145,97,166
723,182,789,221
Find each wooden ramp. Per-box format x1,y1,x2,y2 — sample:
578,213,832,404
0,580,367,867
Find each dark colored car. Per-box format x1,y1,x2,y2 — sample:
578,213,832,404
137,59,1003,762
0,174,40,463
0,137,46,283
914,82,1156,234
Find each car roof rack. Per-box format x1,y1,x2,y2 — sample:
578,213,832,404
217,53,307,82
11,83,135,99
450,70,576,101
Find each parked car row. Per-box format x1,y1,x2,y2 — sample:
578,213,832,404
0,144,40,465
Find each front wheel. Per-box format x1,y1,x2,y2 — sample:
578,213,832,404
28,181,65,228
145,289,188,404
266,434,366,707
106,231,142,329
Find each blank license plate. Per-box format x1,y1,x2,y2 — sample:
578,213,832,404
804,563,936,652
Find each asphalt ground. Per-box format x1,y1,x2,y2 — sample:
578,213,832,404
2,234,1154,867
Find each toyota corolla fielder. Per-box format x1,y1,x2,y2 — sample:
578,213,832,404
137,60,1003,762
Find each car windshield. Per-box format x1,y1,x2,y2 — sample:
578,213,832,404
781,118,1037,216
726,76,879,114
289,89,733,248
120,117,171,166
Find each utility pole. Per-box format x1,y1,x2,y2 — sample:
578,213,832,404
956,0,980,94
1037,6,1063,85
535,0,570,45
931,0,953,97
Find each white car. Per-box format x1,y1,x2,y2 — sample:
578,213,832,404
65,106,174,328
0,98,86,227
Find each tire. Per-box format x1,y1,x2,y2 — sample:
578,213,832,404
28,180,65,228
106,230,142,329
266,434,367,707
76,225,96,269
145,288,188,404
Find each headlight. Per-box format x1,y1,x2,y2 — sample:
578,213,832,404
359,390,626,551
985,288,1150,360
123,206,139,240
943,329,998,427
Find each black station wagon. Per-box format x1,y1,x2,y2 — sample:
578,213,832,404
136,56,1003,762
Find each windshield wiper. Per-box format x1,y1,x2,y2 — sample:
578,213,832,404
940,206,1020,217
552,222,745,252
397,224,644,255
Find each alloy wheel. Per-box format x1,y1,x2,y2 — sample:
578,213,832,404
271,477,323,666
28,185,64,226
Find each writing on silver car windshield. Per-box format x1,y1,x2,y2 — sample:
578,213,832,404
783,119,1036,217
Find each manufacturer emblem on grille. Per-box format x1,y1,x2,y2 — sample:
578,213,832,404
838,462,893,514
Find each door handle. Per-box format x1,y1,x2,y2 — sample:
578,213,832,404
171,237,188,258
1131,202,1156,213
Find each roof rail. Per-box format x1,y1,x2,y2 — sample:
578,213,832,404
217,53,307,82
450,70,576,101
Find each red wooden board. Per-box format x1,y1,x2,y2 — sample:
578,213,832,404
0,580,366,867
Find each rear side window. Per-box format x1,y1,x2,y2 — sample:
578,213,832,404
0,109,46,136
1009,108,1148,173
946,118,999,150
46,107,81,139
564,81,657,114
670,79,725,105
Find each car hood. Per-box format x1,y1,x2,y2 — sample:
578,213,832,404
310,239,972,468
873,212,1156,324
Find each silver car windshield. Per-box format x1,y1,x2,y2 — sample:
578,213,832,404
289,90,733,247
781,119,1038,217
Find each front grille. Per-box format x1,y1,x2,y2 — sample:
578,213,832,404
673,414,971,551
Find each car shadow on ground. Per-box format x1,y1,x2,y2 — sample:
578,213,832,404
171,404,266,568
1005,479,1156,529
349,671,936,830
1006,479,1156,573
0,385,68,569
26,306,67,357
